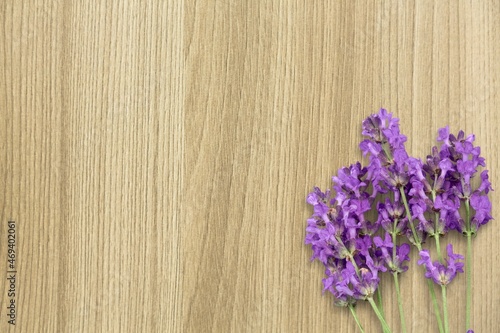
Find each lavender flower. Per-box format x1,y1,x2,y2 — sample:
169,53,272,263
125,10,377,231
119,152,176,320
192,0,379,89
373,232,410,274
417,244,464,285
360,109,410,198
433,191,462,232
323,263,357,307
305,162,391,306
350,267,381,300
359,109,435,254
435,126,493,233
376,199,408,235
470,192,493,229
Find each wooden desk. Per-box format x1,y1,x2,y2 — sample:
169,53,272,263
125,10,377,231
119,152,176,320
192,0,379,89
1,1,498,332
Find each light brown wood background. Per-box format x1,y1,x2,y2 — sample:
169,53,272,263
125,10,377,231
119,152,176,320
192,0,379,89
1,0,499,332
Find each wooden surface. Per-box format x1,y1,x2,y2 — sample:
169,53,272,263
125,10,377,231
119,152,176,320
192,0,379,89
1,1,499,332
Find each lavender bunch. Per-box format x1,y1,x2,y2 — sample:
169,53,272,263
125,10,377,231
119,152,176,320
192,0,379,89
305,110,492,333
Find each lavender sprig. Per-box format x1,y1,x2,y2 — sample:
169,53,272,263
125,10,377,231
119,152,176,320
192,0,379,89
435,126,493,332
306,163,394,332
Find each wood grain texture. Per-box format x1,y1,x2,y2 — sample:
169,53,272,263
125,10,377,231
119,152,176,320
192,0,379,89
1,0,499,332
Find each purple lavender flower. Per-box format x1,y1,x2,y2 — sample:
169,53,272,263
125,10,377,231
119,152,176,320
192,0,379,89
306,187,332,223
417,244,464,285
373,232,410,273
470,192,493,230
410,201,434,235
407,158,432,192
402,162,456,247
433,191,462,232
435,126,493,233
437,129,485,196
323,263,357,307
435,158,453,191
332,163,378,237
437,126,450,144
477,170,492,193
349,266,381,300
360,109,411,196
393,244,411,272
305,162,390,305
359,110,436,246
332,162,367,200
376,198,408,234
366,248,388,273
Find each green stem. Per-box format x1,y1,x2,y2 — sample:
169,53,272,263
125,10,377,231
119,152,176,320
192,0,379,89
399,187,444,333
465,199,472,331
351,258,360,276
382,143,393,163
368,297,392,333
434,233,443,262
465,198,471,230
390,228,407,333
399,187,421,247
442,285,449,333
376,287,388,333
393,273,407,333
349,304,365,333
427,280,445,333
431,185,443,262
466,233,472,330
335,236,361,279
